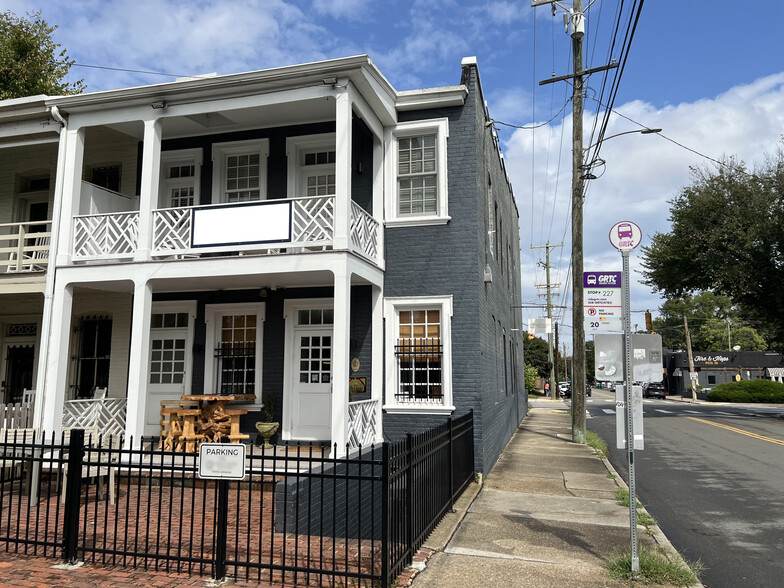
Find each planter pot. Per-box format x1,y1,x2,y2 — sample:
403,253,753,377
255,422,280,449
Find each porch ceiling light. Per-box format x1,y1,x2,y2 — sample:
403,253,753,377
322,76,338,86
150,101,166,110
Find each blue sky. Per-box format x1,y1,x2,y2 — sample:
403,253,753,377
4,0,784,345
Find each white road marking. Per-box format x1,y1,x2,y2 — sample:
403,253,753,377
602,409,616,414
655,409,674,414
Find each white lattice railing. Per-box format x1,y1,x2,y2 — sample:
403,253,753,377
347,399,379,450
73,212,139,260
0,220,51,274
350,202,379,261
152,196,336,256
62,398,127,437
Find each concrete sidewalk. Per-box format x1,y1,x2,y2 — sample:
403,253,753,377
410,399,700,588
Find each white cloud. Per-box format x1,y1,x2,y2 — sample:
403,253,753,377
312,0,373,21
505,73,784,332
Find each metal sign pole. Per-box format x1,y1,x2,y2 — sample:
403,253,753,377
621,249,639,574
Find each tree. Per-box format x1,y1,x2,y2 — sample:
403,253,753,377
524,365,539,393
0,10,85,99
523,335,550,377
641,149,784,349
651,291,767,351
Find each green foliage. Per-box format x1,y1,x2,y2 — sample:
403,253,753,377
707,379,784,403
586,429,607,458
652,291,766,351
0,10,85,99
524,365,539,392
260,392,276,422
642,149,784,350
523,335,549,377
606,545,703,586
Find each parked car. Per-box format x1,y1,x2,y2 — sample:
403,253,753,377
643,382,666,399
558,381,571,398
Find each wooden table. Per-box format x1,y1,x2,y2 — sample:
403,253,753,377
181,394,254,446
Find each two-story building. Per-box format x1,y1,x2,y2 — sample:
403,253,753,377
4,55,524,473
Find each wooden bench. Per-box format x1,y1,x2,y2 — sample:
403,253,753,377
224,409,249,443
178,409,205,453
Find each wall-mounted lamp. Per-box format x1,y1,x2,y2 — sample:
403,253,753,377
259,288,268,298
150,101,167,110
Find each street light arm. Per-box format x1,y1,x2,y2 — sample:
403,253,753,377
583,128,661,153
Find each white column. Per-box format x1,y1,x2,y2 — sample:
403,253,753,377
371,283,384,442
41,282,73,433
135,118,162,261
56,127,85,266
331,264,352,456
372,134,384,266
125,279,153,445
334,87,353,250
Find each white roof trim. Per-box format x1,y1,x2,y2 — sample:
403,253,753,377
396,86,467,111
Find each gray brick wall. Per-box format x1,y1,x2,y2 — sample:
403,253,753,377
383,62,526,474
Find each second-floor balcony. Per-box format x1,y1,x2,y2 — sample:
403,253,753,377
72,192,380,265
0,220,52,275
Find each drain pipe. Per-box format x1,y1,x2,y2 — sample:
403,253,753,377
36,105,69,432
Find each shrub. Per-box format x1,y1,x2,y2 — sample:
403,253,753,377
707,379,784,403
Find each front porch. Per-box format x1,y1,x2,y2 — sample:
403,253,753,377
39,255,384,456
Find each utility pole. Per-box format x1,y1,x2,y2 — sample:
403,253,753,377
533,242,562,396
554,321,560,383
533,0,617,444
684,316,698,402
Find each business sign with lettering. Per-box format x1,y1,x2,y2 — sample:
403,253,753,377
198,443,247,480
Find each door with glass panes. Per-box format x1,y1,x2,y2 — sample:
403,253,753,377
145,307,193,435
289,306,333,440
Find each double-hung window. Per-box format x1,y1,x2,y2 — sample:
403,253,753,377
211,139,269,204
385,119,449,226
384,296,454,414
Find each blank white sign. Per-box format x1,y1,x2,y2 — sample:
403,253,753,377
192,201,291,247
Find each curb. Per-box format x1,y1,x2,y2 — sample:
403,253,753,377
599,454,704,588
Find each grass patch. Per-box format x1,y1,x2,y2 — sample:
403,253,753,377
586,430,608,458
637,511,657,527
606,545,703,586
615,487,642,508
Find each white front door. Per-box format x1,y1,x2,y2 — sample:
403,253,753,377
144,303,195,436
290,328,332,440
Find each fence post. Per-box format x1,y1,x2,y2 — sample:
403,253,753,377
381,442,390,588
213,478,229,581
62,428,85,564
406,433,414,561
448,417,455,512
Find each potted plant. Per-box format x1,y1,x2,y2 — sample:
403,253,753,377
254,393,279,449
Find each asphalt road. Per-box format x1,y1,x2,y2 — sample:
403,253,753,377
584,390,784,588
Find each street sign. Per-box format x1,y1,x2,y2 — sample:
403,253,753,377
584,271,622,332
616,384,644,450
528,317,551,335
198,443,246,480
594,333,663,382
609,221,642,251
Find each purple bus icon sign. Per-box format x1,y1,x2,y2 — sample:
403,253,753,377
609,221,642,251
617,223,633,239
583,272,621,288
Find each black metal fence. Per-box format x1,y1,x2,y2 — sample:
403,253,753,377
0,411,474,586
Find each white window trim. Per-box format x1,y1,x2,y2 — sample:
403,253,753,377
211,139,270,204
384,118,450,228
285,133,337,199
281,298,334,440
159,148,203,209
203,302,265,406
149,300,197,394
383,295,454,414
